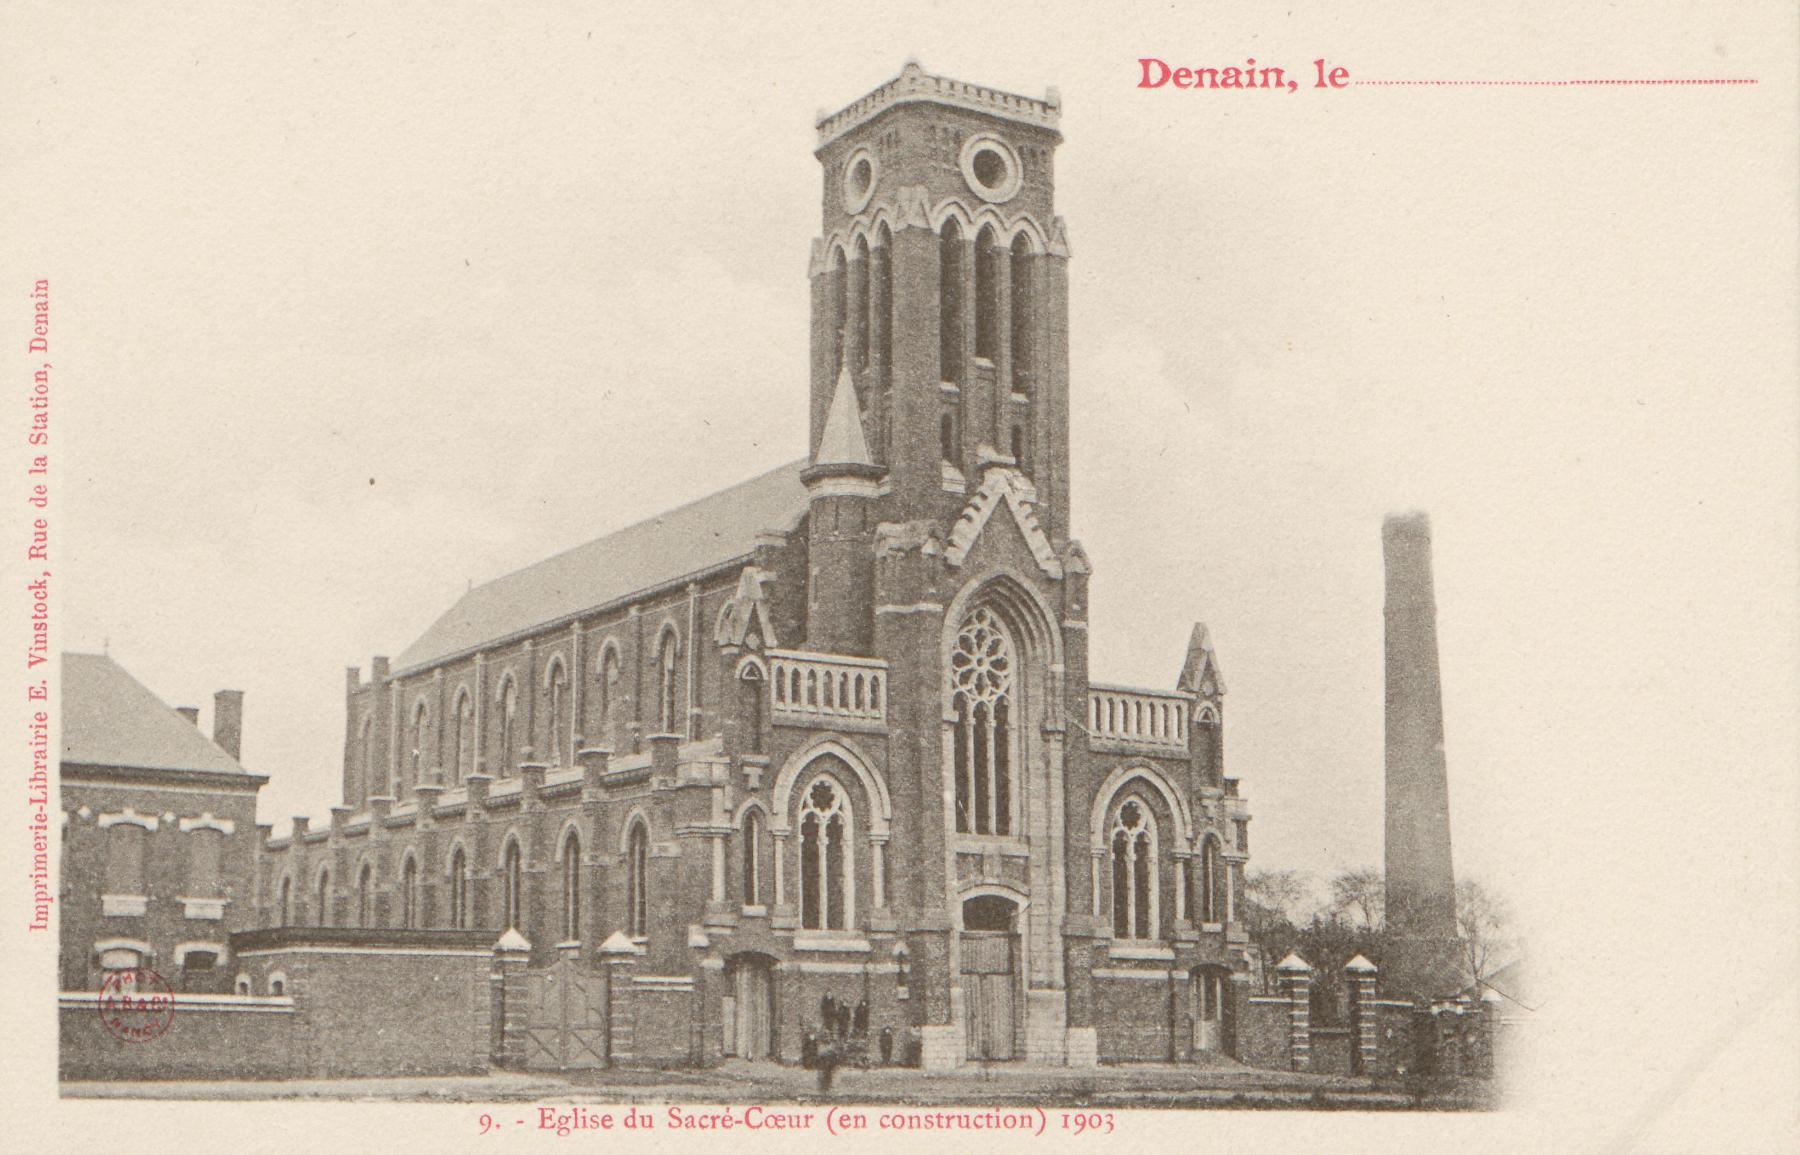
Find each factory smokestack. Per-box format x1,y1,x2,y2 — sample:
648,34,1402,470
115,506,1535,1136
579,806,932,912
1382,511,1462,997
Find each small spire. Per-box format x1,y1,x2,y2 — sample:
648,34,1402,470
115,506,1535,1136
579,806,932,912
813,363,874,470
1178,621,1226,696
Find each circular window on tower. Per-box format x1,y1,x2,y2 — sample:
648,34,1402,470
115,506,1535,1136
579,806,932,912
959,134,1022,204
841,147,879,214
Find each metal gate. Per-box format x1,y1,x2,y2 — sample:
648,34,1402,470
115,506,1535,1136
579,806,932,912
524,954,608,1069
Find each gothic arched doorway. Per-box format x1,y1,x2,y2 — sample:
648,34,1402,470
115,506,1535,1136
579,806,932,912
961,894,1020,1061
1190,965,1231,1056
724,953,776,1061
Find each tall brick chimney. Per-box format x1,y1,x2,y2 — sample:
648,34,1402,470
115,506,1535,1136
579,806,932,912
213,689,244,760
1382,512,1462,998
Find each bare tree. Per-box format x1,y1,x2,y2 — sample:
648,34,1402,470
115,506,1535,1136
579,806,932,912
1244,868,1315,929
1327,867,1386,930
1456,877,1515,984
1242,869,1315,990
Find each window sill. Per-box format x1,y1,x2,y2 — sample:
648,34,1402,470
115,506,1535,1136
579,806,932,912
793,933,872,953
101,894,148,917
741,905,769,918
1107,942,1175,962
180,897,228,921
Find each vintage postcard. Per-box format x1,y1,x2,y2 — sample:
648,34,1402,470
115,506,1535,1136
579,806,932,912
4,1,1796,1151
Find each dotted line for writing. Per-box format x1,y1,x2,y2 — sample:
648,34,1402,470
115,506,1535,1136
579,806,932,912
1355,78,1758,87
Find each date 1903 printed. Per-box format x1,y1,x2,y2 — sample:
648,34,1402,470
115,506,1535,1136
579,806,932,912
480,1106,1118,1138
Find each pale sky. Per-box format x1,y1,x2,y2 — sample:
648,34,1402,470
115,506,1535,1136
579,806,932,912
7,3,1798,1139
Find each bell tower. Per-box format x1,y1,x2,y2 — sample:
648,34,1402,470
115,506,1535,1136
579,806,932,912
808,62,1074,543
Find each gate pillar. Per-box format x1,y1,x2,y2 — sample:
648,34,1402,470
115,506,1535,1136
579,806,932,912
494,928,533,1068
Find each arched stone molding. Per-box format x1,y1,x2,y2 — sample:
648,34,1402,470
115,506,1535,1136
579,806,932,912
768,734,891,838
939,568,1065,700
617,808,652,855
732,797,772,827
178,812,235,835
812,199,1049,276
1088,763,1195,851
98,808,158,832
954,880,1032,914
552,817,585,862
591,637,623,679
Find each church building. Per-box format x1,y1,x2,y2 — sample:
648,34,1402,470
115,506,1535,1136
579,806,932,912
255,62,1254,1070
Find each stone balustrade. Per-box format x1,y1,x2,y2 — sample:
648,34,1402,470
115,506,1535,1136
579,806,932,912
1087,683,1192,751
769,649,888,727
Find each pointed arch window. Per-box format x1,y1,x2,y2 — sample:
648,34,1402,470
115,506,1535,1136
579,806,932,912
974,224,1001,360
597,645,621,745
939,220,965,384
277,875,292,927
741,808,767,907
950,607,1014,835
656,632,680,735
315,867,332,928
625,820,650,939
453,689,474,784
448,846,469,930
401,855,419,928
560,828,582,942
496,676,518,776
829,244,848,372
1200,835,1224,924
1110,798,1158,940
1009,233,1035,394
358,715,375,802
501,839,523,932
409,699,429,787
357,861,375,927
873,224,892,386
852,234,870,371
545,661,567,766
799,777,852,930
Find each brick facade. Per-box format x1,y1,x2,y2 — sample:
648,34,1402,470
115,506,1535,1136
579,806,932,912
248,62,1259,1072
66,65,1295,1079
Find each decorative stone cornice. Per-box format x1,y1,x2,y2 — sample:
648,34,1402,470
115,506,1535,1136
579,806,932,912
815,61,1061,151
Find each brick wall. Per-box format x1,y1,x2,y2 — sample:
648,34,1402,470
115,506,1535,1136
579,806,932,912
1238,996,1294,1070
60,996,298,1081
232,927,494,1078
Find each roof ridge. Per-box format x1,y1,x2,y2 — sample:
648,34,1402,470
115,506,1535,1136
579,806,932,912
464,457,806,598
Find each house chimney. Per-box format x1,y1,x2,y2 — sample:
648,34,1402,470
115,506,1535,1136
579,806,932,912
213,689,244,760
176,706,200,725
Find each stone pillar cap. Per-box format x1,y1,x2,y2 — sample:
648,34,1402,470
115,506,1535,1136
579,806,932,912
1345,953,1379,974
1275,952,1313,973
494,928,532,953
598,930,645,957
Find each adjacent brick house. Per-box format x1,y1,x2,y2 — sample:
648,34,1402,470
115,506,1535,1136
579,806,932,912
58,652,266,992
252,61,1257,1070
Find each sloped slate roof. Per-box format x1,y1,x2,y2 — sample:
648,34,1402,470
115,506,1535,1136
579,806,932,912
395,459,811,673
61,652,251,775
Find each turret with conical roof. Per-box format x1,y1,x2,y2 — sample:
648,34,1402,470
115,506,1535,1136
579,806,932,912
803,365,884,653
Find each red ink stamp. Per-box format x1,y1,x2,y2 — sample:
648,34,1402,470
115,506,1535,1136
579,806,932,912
98,968,174,1043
